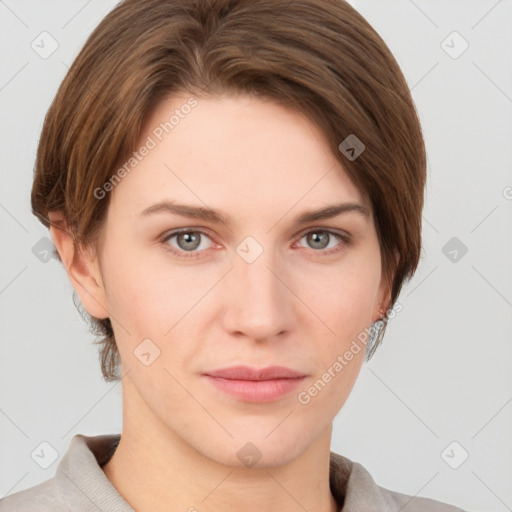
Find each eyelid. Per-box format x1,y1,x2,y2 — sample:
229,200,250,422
295,225,351,241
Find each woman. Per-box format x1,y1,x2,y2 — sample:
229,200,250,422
1,0,465,510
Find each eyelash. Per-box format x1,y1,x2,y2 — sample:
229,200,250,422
160,227,352,259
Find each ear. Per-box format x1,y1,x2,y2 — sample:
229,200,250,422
48,211,109,320
372,249,399,323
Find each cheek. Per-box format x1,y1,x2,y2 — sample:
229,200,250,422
292,252,380,401
299,255,381,335
100,244,221,347
97,246,161,343
295,285,371,416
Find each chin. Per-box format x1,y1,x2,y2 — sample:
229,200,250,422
190,424,318,470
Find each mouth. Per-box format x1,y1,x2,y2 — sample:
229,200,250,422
202,365,307,403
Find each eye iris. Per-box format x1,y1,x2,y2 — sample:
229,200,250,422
307,231,329,249
177,232,201,251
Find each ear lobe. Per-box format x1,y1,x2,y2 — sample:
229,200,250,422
48,211,109,320
373,283,391,323
373,249,399,323
379,284,393,320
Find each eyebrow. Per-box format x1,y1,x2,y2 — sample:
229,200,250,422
139,200,370,226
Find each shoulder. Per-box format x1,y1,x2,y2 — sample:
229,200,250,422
370,474,467,512
0,478,66,512
0,433,126,512
329,451,467,511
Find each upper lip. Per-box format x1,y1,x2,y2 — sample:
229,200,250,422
204,365,306,381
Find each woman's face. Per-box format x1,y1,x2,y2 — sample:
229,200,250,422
85,93,389,467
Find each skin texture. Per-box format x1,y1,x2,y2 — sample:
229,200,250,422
50,93,391,512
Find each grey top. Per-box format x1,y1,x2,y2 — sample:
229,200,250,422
0,433,465,511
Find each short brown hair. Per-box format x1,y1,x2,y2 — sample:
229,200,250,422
32,0,426,381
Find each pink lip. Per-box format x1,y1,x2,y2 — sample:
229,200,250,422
203,365,307,403
205,365,306,380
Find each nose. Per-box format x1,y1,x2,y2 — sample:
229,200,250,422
221,243,294,343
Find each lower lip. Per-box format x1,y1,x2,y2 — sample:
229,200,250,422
204,375,306,402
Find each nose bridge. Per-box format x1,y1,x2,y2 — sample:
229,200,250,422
223,236,290,339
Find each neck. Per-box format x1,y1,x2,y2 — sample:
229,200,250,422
102,382,339,512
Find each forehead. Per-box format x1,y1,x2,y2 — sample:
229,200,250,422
107,93,369,223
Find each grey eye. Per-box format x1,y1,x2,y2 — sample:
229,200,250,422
175,231,202,251
306,231,329,249
162,230,214,254
302,231,342,251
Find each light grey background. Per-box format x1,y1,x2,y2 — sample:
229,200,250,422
1,1,511,511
